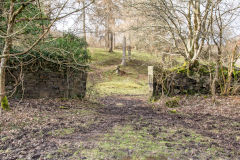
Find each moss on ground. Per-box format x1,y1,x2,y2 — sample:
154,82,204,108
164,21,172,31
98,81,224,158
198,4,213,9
96,79,148,95
68,125,227,160
1,96,10,111
88,48,156,96
165,97,180,108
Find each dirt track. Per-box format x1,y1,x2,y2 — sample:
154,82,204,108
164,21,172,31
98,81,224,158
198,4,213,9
0,95,239,159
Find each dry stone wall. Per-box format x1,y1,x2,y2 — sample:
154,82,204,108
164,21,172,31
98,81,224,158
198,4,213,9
6,68,87,99
148,65,211,97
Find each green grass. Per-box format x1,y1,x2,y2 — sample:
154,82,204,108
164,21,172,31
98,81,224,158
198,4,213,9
77,125,170,159
67,125,226,160
89,48,122,66
88,48,159,96
96,79,148,95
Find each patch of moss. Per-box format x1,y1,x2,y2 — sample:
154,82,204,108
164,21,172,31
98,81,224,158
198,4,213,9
1,96,10,111
79,125,171,159
166,97,180,108
169,62,214,76
60,98,69,101
169,109,177,114
149,95,160,102
1,136,9,142
96,79,148,95
56,124,232,159
176,62,188,74
169,62,187,73
59,106,69,109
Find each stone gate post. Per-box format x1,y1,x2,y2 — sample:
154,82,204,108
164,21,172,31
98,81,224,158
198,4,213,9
148,66,154,96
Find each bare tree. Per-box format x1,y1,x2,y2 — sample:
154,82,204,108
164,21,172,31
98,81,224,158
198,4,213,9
87,0,122,51
209,1,240,98
131,0,214,66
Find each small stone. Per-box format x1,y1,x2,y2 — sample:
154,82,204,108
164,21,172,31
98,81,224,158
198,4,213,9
165,143,174,148
32,153,41,159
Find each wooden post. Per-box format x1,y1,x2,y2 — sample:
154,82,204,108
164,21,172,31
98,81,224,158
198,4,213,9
148,66,154,96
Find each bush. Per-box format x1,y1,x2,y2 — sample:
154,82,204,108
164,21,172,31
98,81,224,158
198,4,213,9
9,33,90,71
39,33,91,65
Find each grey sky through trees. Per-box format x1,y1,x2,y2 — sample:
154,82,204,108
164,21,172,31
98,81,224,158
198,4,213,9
54,0,240,41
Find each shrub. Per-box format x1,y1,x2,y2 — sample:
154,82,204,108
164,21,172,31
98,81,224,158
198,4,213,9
9,33,90,71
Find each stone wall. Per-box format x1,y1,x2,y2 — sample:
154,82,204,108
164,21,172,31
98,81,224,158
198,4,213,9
148,64,240,97
148,65,211,97
6,68,87,99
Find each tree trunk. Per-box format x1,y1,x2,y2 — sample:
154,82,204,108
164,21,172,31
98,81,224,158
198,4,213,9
105,30,109,49
128,46,131,61
0,1,14,114
128,33,132,60
109,31,113,52
113,32,115,50
0,58,7,100
211,58,219,103
121,36,126,66
105,0,114,52
0,57,7,115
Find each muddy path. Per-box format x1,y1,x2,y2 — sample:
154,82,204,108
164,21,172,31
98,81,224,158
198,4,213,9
0,96,239,160
99,96,240,157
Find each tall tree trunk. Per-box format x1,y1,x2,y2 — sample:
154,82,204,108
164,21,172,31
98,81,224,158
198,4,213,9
105,0,114,52
121,36,126,66
211,3,222,101
109,31,113,52
128,33,132,60
0,58,7,100
113,32,115,50
105,28,109,49
0,1,14,113
193,0,200,54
